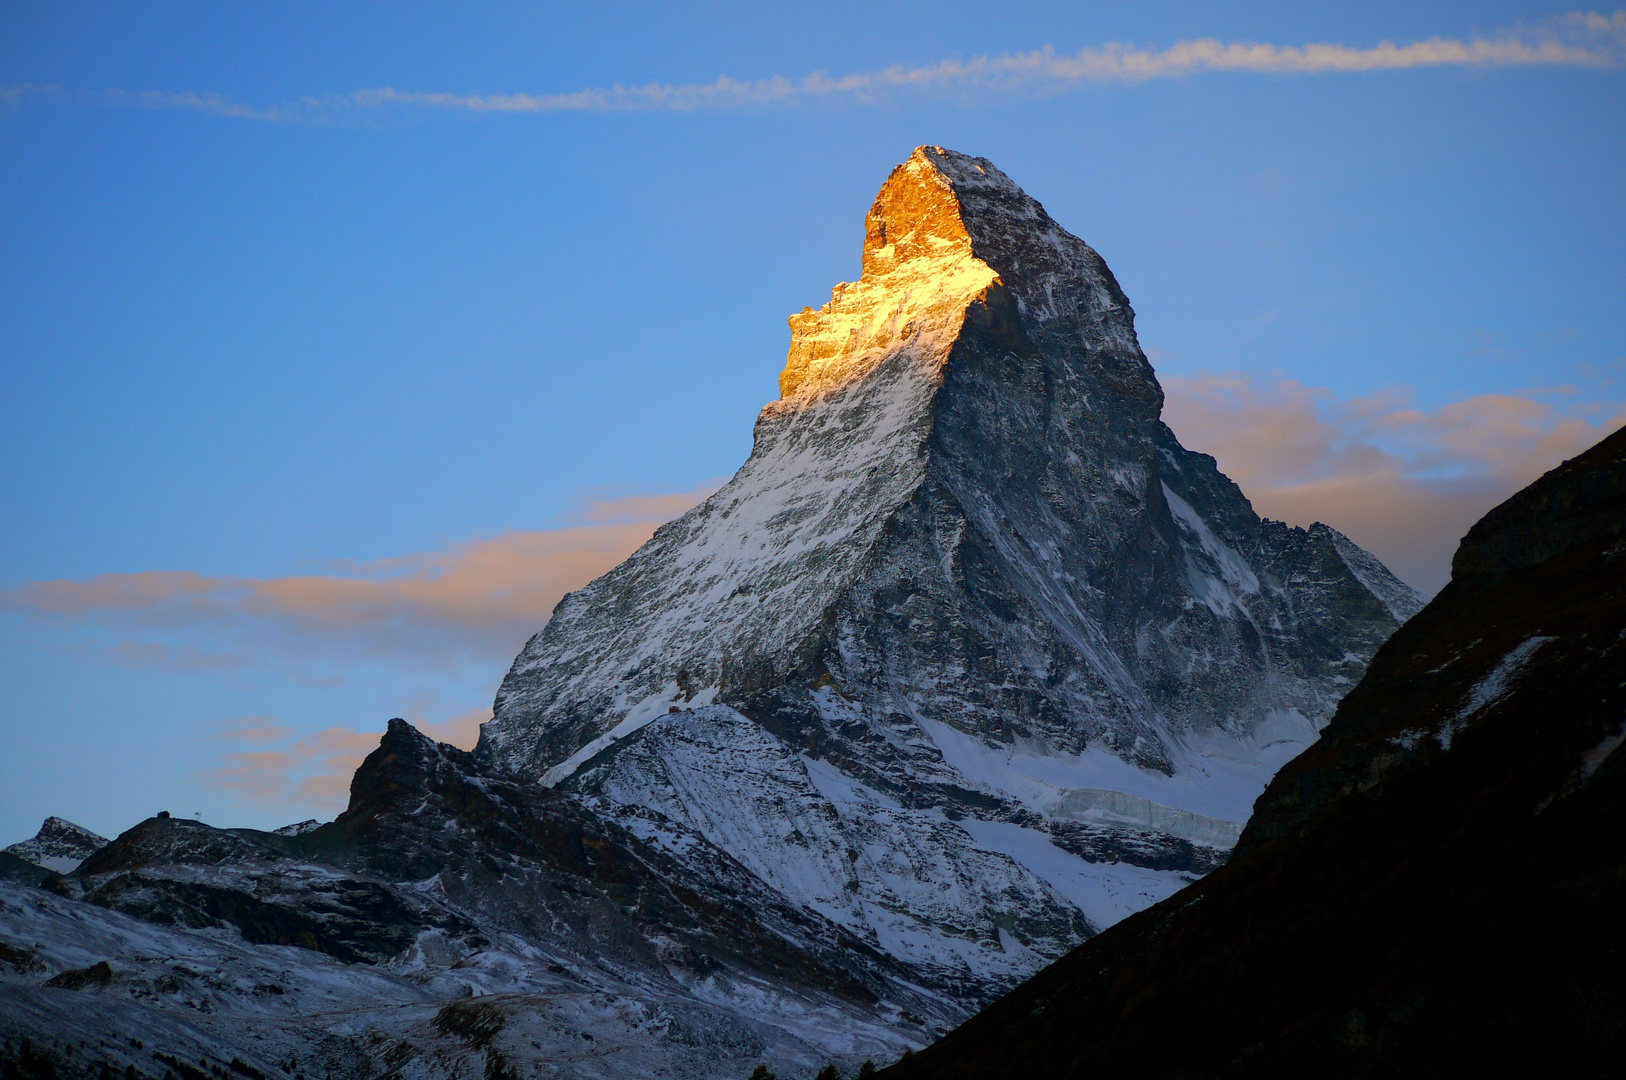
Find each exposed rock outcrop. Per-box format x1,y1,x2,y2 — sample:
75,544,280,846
4,816,107,875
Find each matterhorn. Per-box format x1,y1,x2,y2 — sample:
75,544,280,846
481,146,1422,991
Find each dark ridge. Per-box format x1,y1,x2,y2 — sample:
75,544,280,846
1453,422,1626,576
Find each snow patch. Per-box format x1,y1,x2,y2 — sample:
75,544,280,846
1163,483,1259,614
916,714,1289,829
1441,636,1555,749
954,819,1188,931
543,682,719,787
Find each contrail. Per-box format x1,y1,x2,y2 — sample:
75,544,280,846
6,11,1622,123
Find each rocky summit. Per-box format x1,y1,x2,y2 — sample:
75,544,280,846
481,147,1421,992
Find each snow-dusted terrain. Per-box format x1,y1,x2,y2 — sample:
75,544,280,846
2,722,941,1079
485,147,1423,992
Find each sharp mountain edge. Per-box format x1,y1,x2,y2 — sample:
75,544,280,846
1,147,1423,1079
3,818,107,877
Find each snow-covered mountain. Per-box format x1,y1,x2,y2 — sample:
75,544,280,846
481,147,1423,991
1,148,1424,1079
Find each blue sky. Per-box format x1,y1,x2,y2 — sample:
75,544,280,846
2,2,1623,842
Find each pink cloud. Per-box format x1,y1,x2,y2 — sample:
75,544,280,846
1,486,714,675
201,719,385,808
1161,374,1625,592
6,487,713,816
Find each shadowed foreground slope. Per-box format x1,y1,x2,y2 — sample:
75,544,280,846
885,425,1626,1078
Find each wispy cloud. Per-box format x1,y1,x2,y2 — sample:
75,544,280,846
88,88,319,123
0,486,715,676
356,10,1626,116
1161,373,1626,592
1,83,61,107
18,12,1625,124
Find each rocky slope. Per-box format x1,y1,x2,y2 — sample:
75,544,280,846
882,424,1626,1078
481,147,1422,990
1,720,947,1079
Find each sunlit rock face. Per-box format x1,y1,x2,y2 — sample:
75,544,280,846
480,147,1423,995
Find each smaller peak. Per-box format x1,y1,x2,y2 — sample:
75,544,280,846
384,716,421,740
340,718,464,824
5,816,108,866
2,819,98,875
378,717,445,755
40,816,104,838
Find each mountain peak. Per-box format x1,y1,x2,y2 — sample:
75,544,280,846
779,148,999,401
3,815,107,874
483,148,1422,995
779,146,1144,403
865,147,1049,258
858,147,988,276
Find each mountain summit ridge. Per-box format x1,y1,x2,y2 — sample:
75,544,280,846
777,148,1141,404
479,146,1423,991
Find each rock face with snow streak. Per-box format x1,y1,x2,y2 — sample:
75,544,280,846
883,426,1626,1080
481,148,1423,991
